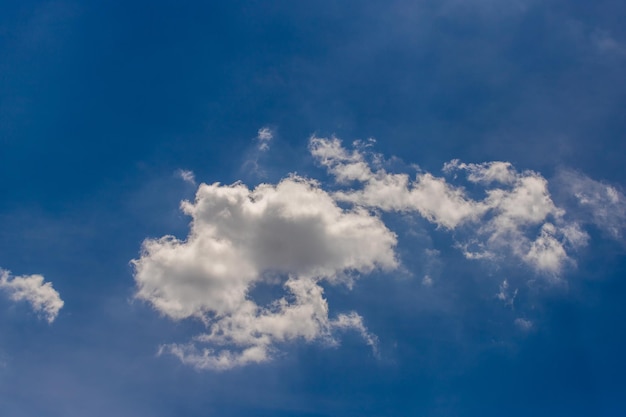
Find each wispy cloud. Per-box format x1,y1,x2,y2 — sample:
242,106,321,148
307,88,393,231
256,126,274,151
240,126,277,178
557,169,626,239
514,317,533,332
177,169,197,186
496,279,517,307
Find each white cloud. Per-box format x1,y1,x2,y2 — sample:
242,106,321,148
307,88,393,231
308,137,375,184
310,137,487,229
256,127,274,151
443,159,517,185
496,279,517,307
524,223,569,274
514,318,533,332
0,269,64,323
177,169,196,185
241,127,276,177
558,170,626,239
133,176,397,370
137,136,625,370
311,136,585,275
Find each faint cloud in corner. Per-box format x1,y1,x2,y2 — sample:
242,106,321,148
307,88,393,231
591,29,626,57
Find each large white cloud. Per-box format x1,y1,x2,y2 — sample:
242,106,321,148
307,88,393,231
133,176,397,370
135,135,625,370
0,269,64,323
310,136,587,275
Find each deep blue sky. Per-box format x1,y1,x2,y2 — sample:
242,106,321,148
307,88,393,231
1,1,625,416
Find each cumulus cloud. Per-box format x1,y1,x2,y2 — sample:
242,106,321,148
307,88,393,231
133,176,397,370
310,137,487,229
311,137,586,275
0,269,64,323
136,135,625,369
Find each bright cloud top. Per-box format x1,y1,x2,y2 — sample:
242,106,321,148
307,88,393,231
0,270,64,323
132,176,397,370
310,137,590,276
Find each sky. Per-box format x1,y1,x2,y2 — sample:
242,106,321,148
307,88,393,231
1,0,626,416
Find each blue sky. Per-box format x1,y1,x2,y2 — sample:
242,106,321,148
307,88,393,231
1,0,626,416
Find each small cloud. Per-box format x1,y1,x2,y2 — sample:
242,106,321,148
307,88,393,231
496,279,517,307
241,127,276,177
422,275,433,287
256,127,274,151
591,29,626,57
421,249,441,286
0,269,64,323
332,312,379,357
177,169,196,186
514,318,533,332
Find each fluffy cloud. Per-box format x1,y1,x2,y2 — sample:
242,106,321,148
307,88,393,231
133,176,397,370
310,136,587,275
0,270,64,323
136,135,624,370
310,137,486,229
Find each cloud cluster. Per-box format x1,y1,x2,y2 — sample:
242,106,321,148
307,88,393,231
135,135,625,370
0,269,64,323
310,137,587,276
133,176,396,369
